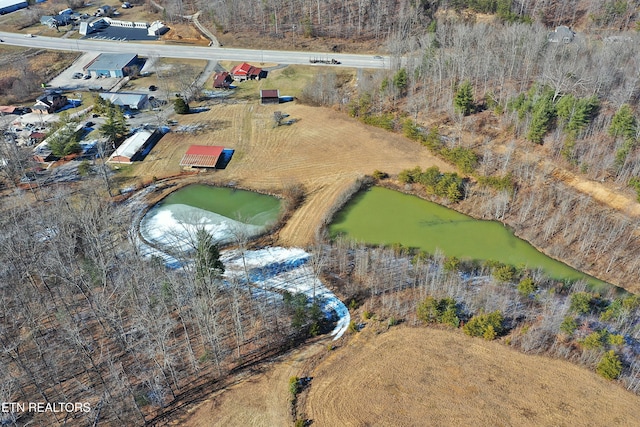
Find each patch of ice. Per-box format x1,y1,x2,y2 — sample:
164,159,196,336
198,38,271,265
139,203,265,252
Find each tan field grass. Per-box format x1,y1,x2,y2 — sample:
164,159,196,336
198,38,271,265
175,327,640,427
305,327,640,426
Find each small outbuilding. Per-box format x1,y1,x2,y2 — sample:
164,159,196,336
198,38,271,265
108,129,162,164
0,0,28,15
180,145,224,168
147,20,168,36
260,89,280,105
213,72,233,89
96,5,113,17
85,53,139,78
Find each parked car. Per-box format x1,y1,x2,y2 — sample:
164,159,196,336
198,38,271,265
148,85,157,91
72,72,83,79
83,74,91,79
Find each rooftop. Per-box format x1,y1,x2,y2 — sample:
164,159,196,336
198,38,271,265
87,53,137,71
109,130,153,162
0,0,27,8
180,145,224,168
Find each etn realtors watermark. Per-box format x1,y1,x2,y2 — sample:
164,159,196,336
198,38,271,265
1,402,91,413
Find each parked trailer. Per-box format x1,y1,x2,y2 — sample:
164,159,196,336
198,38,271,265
309,58,341,65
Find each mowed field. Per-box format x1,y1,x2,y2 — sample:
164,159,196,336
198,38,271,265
306,327,640,426
122,96,453,247
175,326,640,426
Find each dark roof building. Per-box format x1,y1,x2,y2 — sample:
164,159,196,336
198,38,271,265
260,89,280,105
86,53,139,78
180,145,224,168
0,0,28,15
213,72,233,89
33,93,68,114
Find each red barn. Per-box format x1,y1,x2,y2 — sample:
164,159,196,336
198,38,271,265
230,62,263,81
180,145,224,168
260,89,280,105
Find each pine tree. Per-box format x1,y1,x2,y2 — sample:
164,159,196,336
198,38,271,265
174,97,190,114
454,80,474,116
597,350,623,380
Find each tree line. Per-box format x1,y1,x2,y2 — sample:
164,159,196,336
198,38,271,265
0,183,315,426
321,238,640,390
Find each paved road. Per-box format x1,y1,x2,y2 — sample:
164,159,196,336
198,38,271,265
0,31,391,69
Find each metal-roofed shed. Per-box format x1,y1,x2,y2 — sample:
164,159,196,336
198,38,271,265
99,92,148,110
180,145,224,168
108,129,162,163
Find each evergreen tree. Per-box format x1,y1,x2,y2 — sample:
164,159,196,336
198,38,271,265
194,228,224,286
596,350,623,380
609,104,637,140
100,106,128,146
174,97,190,114
393,68,408,94
454,80,474,116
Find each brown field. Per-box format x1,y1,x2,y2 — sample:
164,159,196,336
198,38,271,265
176,327,640,427
305,327,640,426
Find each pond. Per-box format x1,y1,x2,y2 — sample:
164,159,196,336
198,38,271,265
329,186,611,292
140,184,282,252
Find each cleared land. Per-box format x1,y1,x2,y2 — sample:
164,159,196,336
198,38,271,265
305,327,640,426
175,326,640,426
119,92,453,247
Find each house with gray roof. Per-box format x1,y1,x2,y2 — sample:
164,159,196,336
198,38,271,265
548,26,575,44
99,92,149,110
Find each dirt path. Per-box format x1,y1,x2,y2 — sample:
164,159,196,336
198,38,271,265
553,168,640,217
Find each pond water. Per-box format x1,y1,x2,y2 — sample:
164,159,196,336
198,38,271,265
140,185,282,252
330,186,610,291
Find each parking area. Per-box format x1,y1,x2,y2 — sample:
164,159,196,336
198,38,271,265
47,53,123,92
83,26,159,42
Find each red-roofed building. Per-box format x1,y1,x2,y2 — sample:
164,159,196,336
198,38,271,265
213,71,234,88
260,89,280,105
230,62,263,81
180,145,225,168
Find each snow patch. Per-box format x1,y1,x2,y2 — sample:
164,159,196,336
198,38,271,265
223,247,350,339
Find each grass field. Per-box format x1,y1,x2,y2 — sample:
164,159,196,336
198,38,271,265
175,326,640,426
304,327,640,426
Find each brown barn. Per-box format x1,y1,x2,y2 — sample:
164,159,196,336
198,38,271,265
213,72,233,89
260,89,280,105
180,145,224,168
